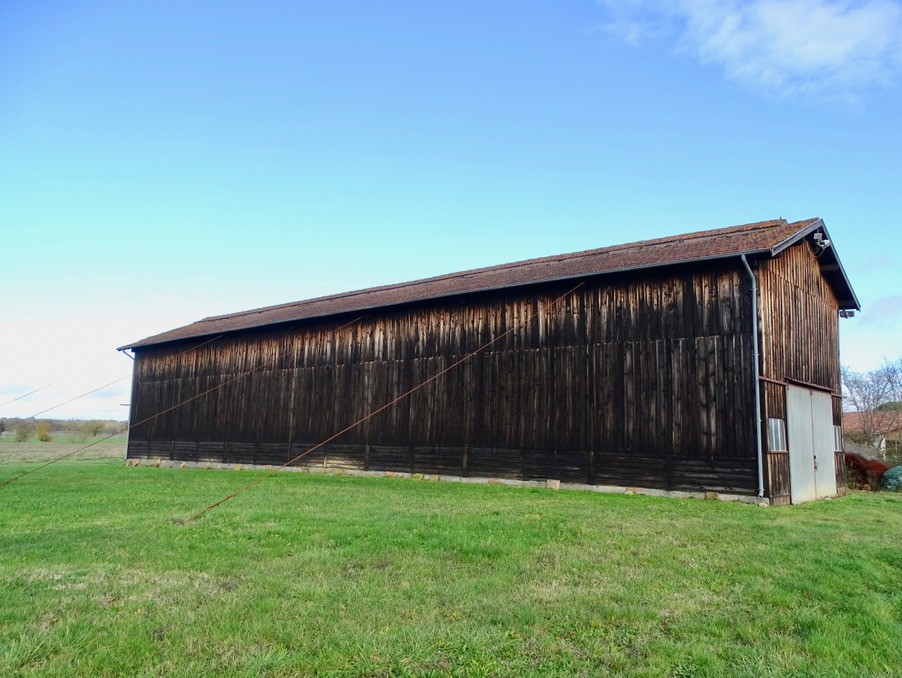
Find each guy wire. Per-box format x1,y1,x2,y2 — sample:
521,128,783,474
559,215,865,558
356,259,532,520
180,283,585,522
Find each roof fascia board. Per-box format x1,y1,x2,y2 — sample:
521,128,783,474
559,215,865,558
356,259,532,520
820,229,861,311
769,218,824,256
769,218,860,311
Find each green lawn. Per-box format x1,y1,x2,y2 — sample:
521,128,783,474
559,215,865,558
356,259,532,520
0,453,900,677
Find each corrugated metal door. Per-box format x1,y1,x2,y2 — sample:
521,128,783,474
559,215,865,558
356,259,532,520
787,385,837,504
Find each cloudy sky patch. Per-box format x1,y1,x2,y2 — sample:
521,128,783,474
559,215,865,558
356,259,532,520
600,0,902,102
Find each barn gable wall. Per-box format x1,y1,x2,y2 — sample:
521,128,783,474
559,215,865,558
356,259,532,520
759,240,841,390
757,240,844,503
128,262,758,493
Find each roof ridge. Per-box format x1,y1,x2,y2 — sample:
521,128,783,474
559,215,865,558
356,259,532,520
201,218,788,323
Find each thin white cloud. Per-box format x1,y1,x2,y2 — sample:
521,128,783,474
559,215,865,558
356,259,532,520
858,295,902,327
599,0,902,102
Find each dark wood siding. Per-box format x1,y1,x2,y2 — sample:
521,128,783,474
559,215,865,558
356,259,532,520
758,241,841,390
128,262,759,494
757,240,843,501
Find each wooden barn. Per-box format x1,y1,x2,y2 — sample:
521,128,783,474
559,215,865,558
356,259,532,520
120,218,858,504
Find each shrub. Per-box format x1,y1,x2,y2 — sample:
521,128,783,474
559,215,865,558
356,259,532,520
14,421,34,442
35,422,53,442
81,420,104,439
883,466,902,491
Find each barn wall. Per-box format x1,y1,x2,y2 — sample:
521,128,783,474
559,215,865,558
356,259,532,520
757,240,844,502
758,240,841,389
128,262,758,493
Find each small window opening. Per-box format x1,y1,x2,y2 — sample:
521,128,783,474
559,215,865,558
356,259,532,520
768,418,787,451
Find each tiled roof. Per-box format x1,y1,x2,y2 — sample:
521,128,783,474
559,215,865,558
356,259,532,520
842,410,902,435
120,217,854,349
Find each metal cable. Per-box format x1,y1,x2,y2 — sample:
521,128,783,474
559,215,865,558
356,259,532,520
26,377,130,419
0,383,55,408
0,335,226,486
180,282,585,522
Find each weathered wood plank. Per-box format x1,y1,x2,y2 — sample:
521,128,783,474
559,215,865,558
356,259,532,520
129,262,766,492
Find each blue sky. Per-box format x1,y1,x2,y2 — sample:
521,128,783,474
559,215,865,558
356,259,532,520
1,0,901,420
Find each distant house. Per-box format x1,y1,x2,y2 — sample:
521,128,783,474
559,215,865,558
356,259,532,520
120,218,858,505
842,410,902,457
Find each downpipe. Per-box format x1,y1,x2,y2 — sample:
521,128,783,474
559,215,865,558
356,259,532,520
741,255,765,498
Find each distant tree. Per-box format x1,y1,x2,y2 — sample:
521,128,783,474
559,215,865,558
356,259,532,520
102,421,123,436
0,419,6,436
842,358,902,459
14,420,35,442
35,422,52,442
64,420,83,442
81,420,105,439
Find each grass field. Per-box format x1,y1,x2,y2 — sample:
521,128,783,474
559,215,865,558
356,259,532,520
0,435,127,463
0,445,900,677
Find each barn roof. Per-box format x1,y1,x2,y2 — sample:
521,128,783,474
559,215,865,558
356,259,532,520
120,217,859,350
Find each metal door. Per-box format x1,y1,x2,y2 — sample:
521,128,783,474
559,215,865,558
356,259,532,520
786,385,837,504
810,390,837,498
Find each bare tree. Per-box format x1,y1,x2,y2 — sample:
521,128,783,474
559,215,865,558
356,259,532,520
842,358,902,459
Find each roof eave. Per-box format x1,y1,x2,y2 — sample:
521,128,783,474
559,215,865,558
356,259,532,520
769,218,859,311
769,218,824,256
824,241,861,312
118,248,776,351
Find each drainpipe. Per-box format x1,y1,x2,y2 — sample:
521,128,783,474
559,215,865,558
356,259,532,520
741,255,765,498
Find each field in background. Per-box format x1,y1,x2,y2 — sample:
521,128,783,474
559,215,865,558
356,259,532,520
0,456,900,677
0,436,126,463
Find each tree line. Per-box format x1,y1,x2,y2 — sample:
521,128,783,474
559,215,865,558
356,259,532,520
0,418,128,443
842,357,902,463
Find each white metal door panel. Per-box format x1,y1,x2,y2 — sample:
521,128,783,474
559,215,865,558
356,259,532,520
811,390,837,498
787,385,817,504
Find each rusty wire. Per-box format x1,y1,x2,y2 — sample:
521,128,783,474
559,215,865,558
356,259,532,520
179,282,585,523
0,334,228,486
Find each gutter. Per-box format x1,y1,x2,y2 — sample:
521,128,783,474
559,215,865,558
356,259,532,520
741,254,765,498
